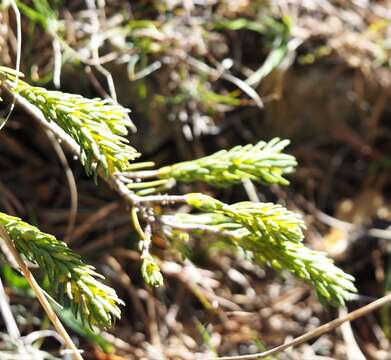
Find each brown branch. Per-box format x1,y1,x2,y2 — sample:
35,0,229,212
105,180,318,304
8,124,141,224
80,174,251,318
215,293,391,360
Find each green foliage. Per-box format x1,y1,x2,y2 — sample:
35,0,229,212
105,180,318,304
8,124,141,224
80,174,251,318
2,263,113,351
213,15,291,86
1,263,34,296
140,255,164,287
158,138,296,187
0,62,357,331
0,66,139,176
58,308,114,353
0,212,123,328
168,193,357,305
15,0,62,33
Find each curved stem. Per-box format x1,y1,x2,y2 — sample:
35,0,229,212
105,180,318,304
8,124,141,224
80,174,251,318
131,207,148,241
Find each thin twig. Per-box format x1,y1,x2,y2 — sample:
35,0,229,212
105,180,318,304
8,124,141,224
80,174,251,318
0,0,21,130
69,202,118,244
187,56,263,108
21,330,64,345
131,207,154,266
45,130,78,242
134,194,187,204
316,209,391,240
242,179,260,203
0,224,83,360
52,38,62,88
0,277,20,339
215,293,391,360
85,0,117,101
131,207,148,241
338,307,365,360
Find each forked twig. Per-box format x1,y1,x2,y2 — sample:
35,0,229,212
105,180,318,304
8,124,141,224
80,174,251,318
215,293,391,360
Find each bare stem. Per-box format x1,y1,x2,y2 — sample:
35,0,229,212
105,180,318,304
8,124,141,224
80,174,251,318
131,207,148,241
45,130,78,242
215,293,391,360
0,224,83,360
0,277,20,339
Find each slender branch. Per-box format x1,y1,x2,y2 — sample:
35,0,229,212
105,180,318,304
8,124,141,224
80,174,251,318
139,223,152,259
135,194,187,204
215,293,391,360
338,307,365,360
45,130,78,241
316,208,391,240
0,224,83,360
131,207,148,241
187,56,263,108
131,206,163,287
103,176,186,206
105,175,139,206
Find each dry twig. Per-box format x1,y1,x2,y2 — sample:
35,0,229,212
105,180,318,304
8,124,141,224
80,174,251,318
215,293,391,360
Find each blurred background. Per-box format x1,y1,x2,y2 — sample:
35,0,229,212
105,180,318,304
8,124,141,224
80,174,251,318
1,0,391,359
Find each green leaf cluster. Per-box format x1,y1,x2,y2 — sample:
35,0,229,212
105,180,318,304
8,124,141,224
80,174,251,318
0,63,357,319
140,255,163,288
0,212,123,328
0,66,139,176
174,193,357,305
158,138,296,187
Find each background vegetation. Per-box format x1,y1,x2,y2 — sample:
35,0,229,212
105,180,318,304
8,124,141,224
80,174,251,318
1,0,391,359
